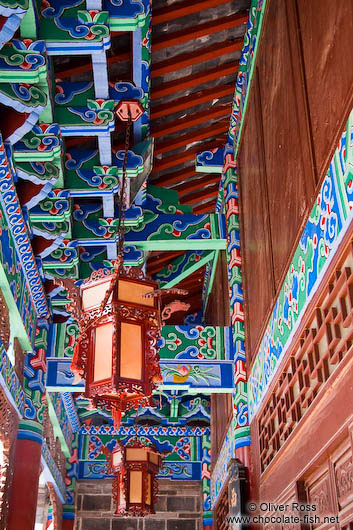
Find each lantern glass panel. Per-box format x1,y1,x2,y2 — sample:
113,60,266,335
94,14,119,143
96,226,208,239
129,470,143,503
146,473,152,506
82,278,112,311
118,280,155,307
112,449,122,467
126,448,148,462
149,451,159,466
94,323,113,382
120,322,142,380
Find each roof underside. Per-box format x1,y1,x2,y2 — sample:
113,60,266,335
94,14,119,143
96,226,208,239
46,0,250,321
147,0,250,317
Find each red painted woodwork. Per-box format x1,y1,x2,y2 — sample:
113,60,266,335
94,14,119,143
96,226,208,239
152,167,198,187
152,87,234,120
205,251,230,326
238,78,275,360
152,105,231,138
155,121,228,155
7,438,42,530
177,175,220,196
193,200,217,214
152,12,248,51
180,184,220,206
0,107,28,140
62,520,74,530
211,394,233,470
152,63,238,100
152,0,235,25
153,140,226,173
296,0,353,179
16,181,45,206
151,39,243,78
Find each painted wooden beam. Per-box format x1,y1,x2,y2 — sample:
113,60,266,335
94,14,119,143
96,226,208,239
152,107,230,139
152,0,235,25
151,85,234,120
151,39,243,77
152,13,248,51
46,325,236,392
152,62,238,100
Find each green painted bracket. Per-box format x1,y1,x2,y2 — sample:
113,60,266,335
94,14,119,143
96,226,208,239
20,0,37,40
234,0,267,160
131,240,226,251
0,264,32,352
161,251,215,290
203,249,220,310
46,391,71,458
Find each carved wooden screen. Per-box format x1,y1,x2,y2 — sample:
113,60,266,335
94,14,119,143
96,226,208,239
0,386,19,529
214,480,229,530
258,241,353,472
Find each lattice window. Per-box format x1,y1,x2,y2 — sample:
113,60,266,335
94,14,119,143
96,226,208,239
215,481,229,530
258,241,353,472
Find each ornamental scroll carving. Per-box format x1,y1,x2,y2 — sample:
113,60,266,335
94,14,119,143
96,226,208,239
0,385,19,530
0,290,10,352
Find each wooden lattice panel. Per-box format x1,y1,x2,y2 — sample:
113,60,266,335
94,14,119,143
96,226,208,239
258,241,353,472
214,481,229,530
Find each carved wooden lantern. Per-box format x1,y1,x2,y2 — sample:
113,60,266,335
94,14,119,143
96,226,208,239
71,267,163,428
108,438,161,516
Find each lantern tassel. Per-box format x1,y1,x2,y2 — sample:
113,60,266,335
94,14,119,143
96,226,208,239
112,408,122,431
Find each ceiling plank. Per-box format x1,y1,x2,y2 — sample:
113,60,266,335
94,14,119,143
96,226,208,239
152,12,248,51
151,166,197,187
152,62,238,100
155,120,228,154
152,105,230,138
152,0,235,25
177,174,221,195
180,184,220,205
193,200,218,214
151,39,243,78
151,84,234,120
153,140,226,173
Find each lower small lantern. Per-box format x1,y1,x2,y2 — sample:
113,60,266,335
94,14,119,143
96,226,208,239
103,438,163,516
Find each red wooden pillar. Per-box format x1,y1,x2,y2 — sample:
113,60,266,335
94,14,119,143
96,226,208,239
7,421,43,530
62,519,75,530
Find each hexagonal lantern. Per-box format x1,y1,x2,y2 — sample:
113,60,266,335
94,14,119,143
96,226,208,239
71,267,163,428
108,438,162,516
